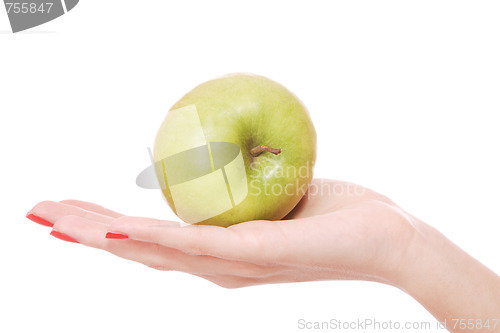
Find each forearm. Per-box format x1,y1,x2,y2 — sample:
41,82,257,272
395,221,500,332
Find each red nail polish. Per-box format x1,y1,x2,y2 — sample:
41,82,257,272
105,232,128,239
26,213,53,227
50,230,79,243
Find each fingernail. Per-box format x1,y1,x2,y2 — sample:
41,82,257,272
105,232,129,239
26,213,53,227
50,230,79,243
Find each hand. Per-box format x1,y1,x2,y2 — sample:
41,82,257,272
27,178,500,332
26,179,418,288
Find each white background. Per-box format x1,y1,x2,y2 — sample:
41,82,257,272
1,1,499,332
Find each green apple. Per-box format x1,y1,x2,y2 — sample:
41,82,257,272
153,73,316,227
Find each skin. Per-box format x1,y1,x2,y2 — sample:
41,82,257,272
27,179,500,332
154,73,317,226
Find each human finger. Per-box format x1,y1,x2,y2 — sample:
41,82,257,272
27,200,113,227
53,215,283,278
59,199,123,218
106,216,294,264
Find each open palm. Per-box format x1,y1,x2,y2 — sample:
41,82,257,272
27,179,419,288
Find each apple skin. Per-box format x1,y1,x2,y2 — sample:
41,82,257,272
154,73,316,227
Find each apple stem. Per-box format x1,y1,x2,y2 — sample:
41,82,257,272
250,145,282,157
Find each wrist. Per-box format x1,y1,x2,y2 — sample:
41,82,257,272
390,219,442,291
390,219,500,329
